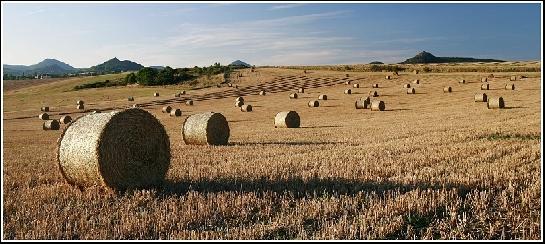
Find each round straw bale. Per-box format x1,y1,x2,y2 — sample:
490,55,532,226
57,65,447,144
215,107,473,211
481,84,489,90
43,119,60,130
344,89,352,94
371,100,385,111
369,90,379,97
162,106,172,113
228,83,232,87
355,99,370,109
403,84,411,88
372,84,379,88
132,104,139,108
274,111,300,128
128,96,134,101
487,97,505,109
174,93,180,98
413,70,419,74
154,92,159,97
298,88,305,93
474,93,487,102
235,100,244,107
182,112,229,145
385,75,391,80
241,104,253,112
289,93,298,99
443,86,452,93
488,74,494,78
345,74,349,77
481,77,487,83
505,84,515,90
308,100,319,107
407,88,415,94
39,113,49,120
57,108,170,190
413,79,420,84
259,90,266,96
235,85,239,88
318,94,328,100
181,90,186,95
459,79,466,84
235,96,244,103
510,76,517,81
76,100,84,106
77,104,84,110
353,84,359,88
345,80,351,85
60,115,72,124
170,108,182,117
41,106,50,112
186,100,194,106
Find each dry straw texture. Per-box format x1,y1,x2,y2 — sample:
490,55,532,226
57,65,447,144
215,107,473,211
289,93,298,99
182,112,230,145
369,90,379,97
481,84,489,90
443,87,452,93
403,84,411,88
407,88,416,94
41,106,49,112
186,100,194,106
274,111,300,128
413,79,420,84
241,104,253,112
39,113,49,120
344,89,352,94
308,100,319,107
487,97,505,109
162,106,172,113
353,84,360,88
371,100,386,111
235,101,244,107
60,116,72,124
505,84,515,90
475,93,488,102
57,108,171,190
318,94,328,100
43,120,60,130
170,109,182,117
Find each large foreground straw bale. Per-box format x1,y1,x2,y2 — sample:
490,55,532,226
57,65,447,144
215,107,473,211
487,97,505,109
371,100,385,111
182,112,229,145
274,111,300,128
43,120,60,130
57,108,170,190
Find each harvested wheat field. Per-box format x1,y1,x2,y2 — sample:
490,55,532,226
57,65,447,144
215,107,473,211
2,65,542,240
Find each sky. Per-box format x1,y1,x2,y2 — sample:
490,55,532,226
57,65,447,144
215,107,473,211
1,2,542,68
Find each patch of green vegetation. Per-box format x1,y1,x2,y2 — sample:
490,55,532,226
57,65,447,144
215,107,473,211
73,78,127,90
481,132,541,141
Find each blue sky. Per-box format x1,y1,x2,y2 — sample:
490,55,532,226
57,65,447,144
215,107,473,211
1,2,542,68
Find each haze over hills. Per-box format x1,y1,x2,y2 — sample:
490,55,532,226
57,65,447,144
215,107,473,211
399,51,505,64
3,59,78,76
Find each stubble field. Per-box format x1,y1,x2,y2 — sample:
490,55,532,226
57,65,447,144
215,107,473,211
2,65,542,240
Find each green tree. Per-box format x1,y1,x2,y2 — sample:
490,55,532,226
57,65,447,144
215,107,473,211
155,66,175,85
124,73,137,84
136,67,158,85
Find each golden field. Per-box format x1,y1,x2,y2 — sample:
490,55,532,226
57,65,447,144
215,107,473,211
2,64,542,240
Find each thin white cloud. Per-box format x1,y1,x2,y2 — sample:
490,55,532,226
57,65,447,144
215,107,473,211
24,8,46,16
373,37,448,44
269,3,307,11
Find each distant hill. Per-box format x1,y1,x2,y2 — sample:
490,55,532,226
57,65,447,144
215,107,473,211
369,61,384,64
3,59,77,76
399,51,504,64
149,66,165,70
229,60,251,67
89,57,144,73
